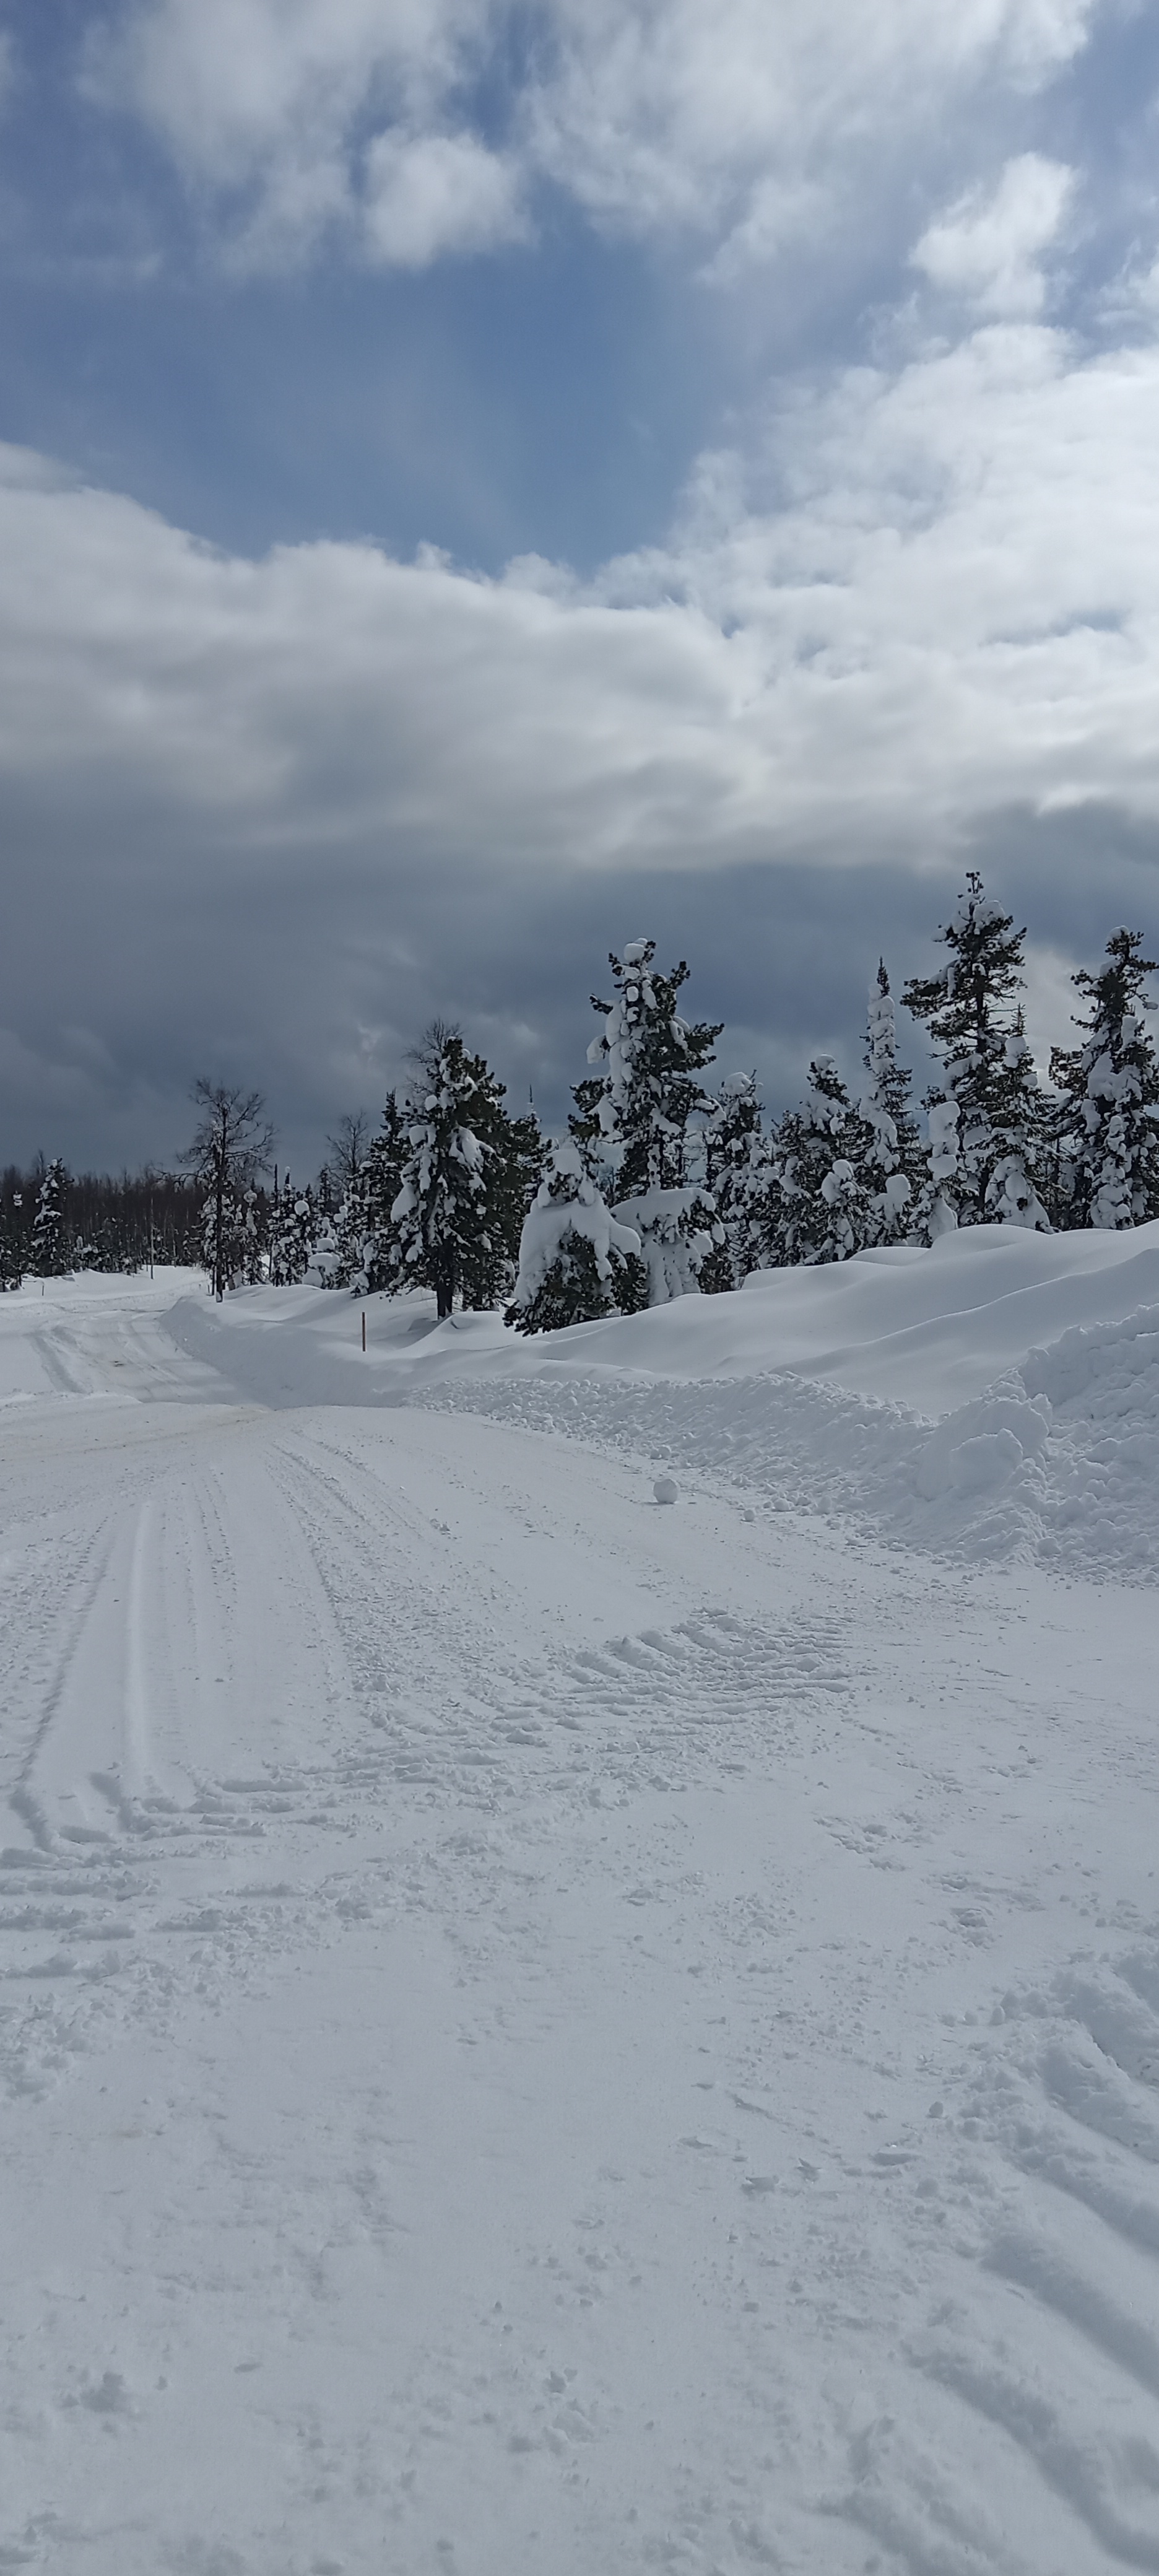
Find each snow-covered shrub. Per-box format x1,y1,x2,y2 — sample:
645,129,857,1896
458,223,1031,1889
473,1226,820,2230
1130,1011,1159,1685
305,1214,341,1288
506,1143,645,1333
610,1184,714,1305
764,1058,873,1264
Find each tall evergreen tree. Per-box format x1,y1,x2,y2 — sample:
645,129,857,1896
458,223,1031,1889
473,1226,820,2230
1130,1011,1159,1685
31,1158,69,1276
331,1170,375,1293
702,1073,767,1288
902,873,1049,1230
359,1095,408,1292
858,963,924,1244
461,1094,544,1310
572,939,723,1303
1050,928,1159,1228
391,1028,538,1318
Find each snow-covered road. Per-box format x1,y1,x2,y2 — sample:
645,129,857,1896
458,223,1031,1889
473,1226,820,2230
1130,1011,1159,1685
3,1275,1159,2574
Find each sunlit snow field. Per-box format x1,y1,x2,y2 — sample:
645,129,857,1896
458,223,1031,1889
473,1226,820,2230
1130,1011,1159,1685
3,1235,1159,2574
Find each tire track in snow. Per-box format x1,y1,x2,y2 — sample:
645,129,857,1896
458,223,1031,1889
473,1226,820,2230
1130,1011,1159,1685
827,1939,1159,2573
4,1319,1158,2569
0,1409,859,2113
266,1422,857,1808
0,1430,362,2099
6,1519,121,1853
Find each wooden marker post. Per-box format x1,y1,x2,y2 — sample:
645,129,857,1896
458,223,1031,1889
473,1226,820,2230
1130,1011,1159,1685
362,1311,367,1352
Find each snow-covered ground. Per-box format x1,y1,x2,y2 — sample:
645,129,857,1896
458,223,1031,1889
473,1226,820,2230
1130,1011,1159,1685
4,1243,1159,2574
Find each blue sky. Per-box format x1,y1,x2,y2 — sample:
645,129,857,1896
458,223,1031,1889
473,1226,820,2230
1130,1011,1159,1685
5,0,1159,1173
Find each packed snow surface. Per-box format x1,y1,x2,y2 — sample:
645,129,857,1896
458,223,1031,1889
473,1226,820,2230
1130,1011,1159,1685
2,1247,1159,2572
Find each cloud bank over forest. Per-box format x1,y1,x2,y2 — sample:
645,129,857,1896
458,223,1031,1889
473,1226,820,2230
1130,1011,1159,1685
4,1,1159,1168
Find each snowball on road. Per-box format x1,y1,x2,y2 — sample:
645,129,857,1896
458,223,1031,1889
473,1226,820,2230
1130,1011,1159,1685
2,1238,1159,2574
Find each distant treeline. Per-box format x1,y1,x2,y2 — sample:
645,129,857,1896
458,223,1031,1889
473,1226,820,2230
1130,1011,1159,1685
0,1162,207,1283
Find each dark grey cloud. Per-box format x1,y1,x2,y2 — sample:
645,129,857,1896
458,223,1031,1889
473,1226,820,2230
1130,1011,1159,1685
6,754,1159,1180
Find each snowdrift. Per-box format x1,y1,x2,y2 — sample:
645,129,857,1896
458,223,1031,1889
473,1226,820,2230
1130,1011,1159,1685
166,1222,1159,1581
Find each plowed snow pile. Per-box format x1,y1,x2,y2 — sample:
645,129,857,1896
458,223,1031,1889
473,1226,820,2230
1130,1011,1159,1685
427,1308,1159,1577
171,1217,1159,1578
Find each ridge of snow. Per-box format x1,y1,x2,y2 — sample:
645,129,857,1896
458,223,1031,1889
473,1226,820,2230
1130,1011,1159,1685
158,1220,1159,1582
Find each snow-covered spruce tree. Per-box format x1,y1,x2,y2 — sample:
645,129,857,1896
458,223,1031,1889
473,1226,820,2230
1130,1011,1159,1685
391,1030,483,1317
902,874,1049,1231
181,1081,273,1302
458,1089,544,1312
329,1168,376,1293
31,1158,69,1276
701,1072,767,1288
764,1058,872,1266
391,1027,540,1318
858,962,925,1244
268,1175,318,1284
357,1095,408,1294
479,1061,543,1308
506,1142,646,1332
240,1187,266,1284
1050,928,1159,1228
571,939,723,1304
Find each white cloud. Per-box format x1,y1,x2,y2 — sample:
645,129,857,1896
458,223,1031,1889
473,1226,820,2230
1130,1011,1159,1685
363,129,524,266
84,0,493,263
86,0,1100,272
1098,242,1159,334
4,294,1159,877
527,0,1090,245
912,153,1074,316
87,0,481,183
1021,941,1088,1074
9,256,1159,1158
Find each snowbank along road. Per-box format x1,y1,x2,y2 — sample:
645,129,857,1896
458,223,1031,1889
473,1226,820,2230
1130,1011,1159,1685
2,1257,1159,2575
